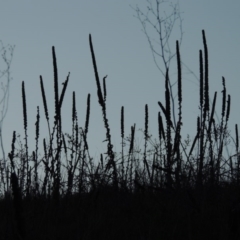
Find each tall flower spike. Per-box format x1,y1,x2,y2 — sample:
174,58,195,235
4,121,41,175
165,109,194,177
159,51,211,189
89,34,104,106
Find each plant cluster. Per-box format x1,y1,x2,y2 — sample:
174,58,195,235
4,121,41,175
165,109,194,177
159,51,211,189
0,31,240,240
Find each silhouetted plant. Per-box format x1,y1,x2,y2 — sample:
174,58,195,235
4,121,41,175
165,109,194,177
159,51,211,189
0,31,239,240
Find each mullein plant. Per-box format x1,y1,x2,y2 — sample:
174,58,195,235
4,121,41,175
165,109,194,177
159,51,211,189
89,34,118,190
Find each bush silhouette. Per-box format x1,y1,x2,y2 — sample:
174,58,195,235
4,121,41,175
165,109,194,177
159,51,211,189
0,31,239,240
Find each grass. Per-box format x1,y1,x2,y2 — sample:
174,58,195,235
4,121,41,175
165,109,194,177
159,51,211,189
0,30,240,240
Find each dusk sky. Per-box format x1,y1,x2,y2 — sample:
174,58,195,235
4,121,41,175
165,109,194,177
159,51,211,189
0,0,239,164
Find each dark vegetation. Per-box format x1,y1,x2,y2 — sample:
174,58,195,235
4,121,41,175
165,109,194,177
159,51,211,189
0,31,240,240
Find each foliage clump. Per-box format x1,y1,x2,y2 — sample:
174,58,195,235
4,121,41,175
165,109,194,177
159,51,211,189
0,31,239,240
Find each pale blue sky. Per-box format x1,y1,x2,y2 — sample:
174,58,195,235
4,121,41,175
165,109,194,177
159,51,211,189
0,1,239,162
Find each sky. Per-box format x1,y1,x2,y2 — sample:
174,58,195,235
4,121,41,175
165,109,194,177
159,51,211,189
0,0,239,166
